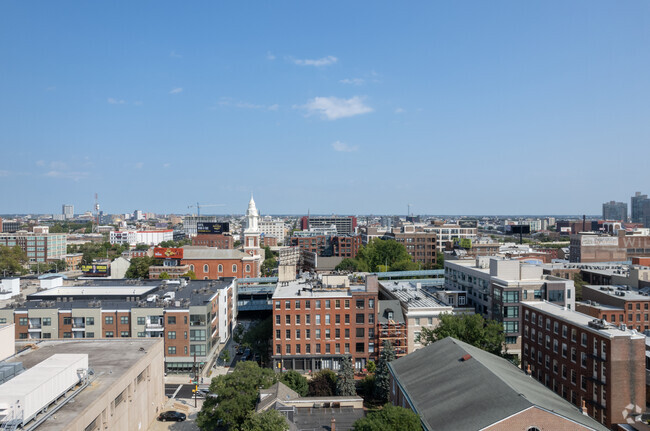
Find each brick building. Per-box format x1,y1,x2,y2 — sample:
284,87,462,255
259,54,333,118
290,234,329,255
569,233,626,263
0,278,236,374
192,234,233,249
521,301,645,428
301,216,357,235
272,274,379,373
0,232,67,263
578,285,650,332
181,247,258,280
385,228,437,266
331,235,362,259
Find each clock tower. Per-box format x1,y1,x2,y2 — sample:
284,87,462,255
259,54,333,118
242,194,263,276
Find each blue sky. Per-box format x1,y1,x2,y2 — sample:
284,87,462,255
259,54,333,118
1,1,649,216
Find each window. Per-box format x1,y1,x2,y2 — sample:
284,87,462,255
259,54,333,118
356,343,365,353
306,344,311,353
306,329,311,339
335,300,341,309
167,346,177,355
286,315,291,325
190,329,206,341
368,313,374,324
335,314,340,324
275,315,280,325
286,329,291,339
345,314,350,324
356,299,365,309
42,317,51,326
503,306,519,318
218,264,223,272
306,315,311,324
63,332,72,338
232,264,237,272
296,315,301,325
581,333,587,347
295,300,301,309
296,344,301,354
325,314,331,324
276,344,281,354
316,300,321,309
356,314,365,324
167,316,176,325
275,330,280,339
105,331,114,338
203,264,209,273
315,315,321,324
316,344,321,353
326,300,331,309
296,329,301,339
137,332,145,337
245,264,251,272
369,299,375,308
105,316,114,325
325,344,331,353
137,317,145,325
63,316,72,325
325,329,330,339
315,329,321,339
345,328,350,338
345,300,350,309
168,331,176,339
190,344,207,356
503,291,519,303
305,300,311,309
503,321,519,333
189,264,195,272
121,316,129,325
120,331,129,337
86,332,94,338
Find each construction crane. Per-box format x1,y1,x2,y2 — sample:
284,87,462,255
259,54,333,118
188,203,225,217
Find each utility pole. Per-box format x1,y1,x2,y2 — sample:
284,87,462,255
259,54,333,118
193,353,197,408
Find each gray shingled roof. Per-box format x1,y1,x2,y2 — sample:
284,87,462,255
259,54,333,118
182,246,247,260
256,382,300,412
388,337,608,431
378,300,405,324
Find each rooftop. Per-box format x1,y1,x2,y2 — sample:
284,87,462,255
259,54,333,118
379,280,448,309
583,285,650,301
272,275,368,299
6,339,162,431
181,246,247,260
388,337,607,431
523,301,645,340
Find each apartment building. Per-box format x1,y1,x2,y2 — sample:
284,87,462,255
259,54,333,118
260,217,286,244
602,201,627,222
385,227,438,266
379,280,473,353
192,233,233,249
445,257,574,355
578,285,650,332
0,278,236,374
0,232,66,263
423,223,478,251
301,216,357,235
109,230,174,246
272,274,378,373
331,235,362,259
521,301,646,428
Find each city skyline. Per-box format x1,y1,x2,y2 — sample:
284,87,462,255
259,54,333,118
1,1,649,215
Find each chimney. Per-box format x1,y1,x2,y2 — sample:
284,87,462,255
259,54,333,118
580,399,587,415
331,417,336,431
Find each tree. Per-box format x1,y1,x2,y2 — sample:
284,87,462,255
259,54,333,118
233,323,245,344
434,251,445,270
0,245,27,276
308,369,338,396
335,258,361,272
240,409,289,431
182,270,197,279
366,360,376,374
374,341,396,402
388,259,420,271
242,317,272,365
234,240,242,248
280,370,309,396
419,313,505,356
220,349,231,365
355,239,413,272
125,256,156,279
336,356,356,396
135,244,150,251
197,361,277,431
352,404,420,431
573,273,586,301
158,271,170,279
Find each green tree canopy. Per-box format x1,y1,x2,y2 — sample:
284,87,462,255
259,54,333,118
308,369,337,396
242,317,272,365
181,270,197,279
280,370,309,397
125,256,156,279
336,355,356,396
197,361,278,431
240,409,289,431
335,258,363,272
419,313,505,356
352,404,421,431
0,245,28,276
374,341,396,402
158,271,170,279
355,239,414,272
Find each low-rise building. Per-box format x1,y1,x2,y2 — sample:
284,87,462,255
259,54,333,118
579,285,650,332
388,337,607,431
569,233,626,263
0,232,67,263
109,230,173,247
0,278,236,374
521,301,646,428
192,234,233,249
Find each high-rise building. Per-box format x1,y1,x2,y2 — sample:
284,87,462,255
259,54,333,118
62,204,74,220
301,216,357,235
631,192,649,224
602,201,627,221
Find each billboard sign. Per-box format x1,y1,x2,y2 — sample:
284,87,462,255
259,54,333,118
508,225,531,235
196,222,229,234
81,264,108,274
458,220,478,228
154,247,184,259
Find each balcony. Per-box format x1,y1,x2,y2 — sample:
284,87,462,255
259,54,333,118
146,318,164,331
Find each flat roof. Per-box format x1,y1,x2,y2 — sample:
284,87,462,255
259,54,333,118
379,281,449,309
523,301,645,340
31,286,158,297
584,285,650,301
272,277,366,299
7,339,162,431
182,246,247,260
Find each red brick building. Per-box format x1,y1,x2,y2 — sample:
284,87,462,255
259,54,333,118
181,247,258,280
579,285,650,332
272,274,379,373
331,235,362,259
521,301,646,428
385,229,437,266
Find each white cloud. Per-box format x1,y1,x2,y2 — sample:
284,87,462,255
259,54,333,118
35,160,46,167
45,171,88,181
133,101,143,106
108,97,126,104
394,107,405,114
163,163,171,168
331,141,359,152
267,104,280,111
135,162,144,169
169,87,183,95
49,161,68,170
0,170,10,177
170,50,183,58
292,55,338,67
266,51,276,60
298,96,373,120
339,78,365,86
216,97,277,111
45,86,56,92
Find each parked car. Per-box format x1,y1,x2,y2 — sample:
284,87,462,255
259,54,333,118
157,411,186,422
